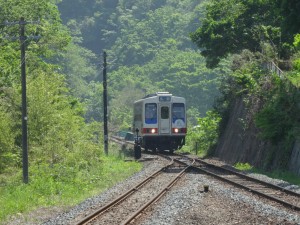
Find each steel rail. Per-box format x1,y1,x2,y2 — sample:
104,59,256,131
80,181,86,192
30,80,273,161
121,165,191,225
110,136,134,146
75,157,174,225
195,158,300,198
192,165,300,211
174,153,300,211
120,156,195,224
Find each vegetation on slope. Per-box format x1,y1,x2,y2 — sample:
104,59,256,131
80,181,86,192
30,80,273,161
0,151,141,222
190,0,300,170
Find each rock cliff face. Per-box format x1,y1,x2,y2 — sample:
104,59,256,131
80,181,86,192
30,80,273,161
213,96,300,176
289,141,300,175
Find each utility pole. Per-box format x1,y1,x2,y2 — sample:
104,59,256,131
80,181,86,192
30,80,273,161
4,17,40,183
20,17,29,184
103,51,108,155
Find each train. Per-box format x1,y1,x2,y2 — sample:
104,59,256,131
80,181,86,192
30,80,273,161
133,92,186,153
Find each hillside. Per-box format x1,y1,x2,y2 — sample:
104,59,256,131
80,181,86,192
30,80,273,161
189,0,300,175
57,0,228,128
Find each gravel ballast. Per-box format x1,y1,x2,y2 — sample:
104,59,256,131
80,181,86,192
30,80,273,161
5,155,300,225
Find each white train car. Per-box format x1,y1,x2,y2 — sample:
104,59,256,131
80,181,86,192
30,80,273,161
133,92,186,153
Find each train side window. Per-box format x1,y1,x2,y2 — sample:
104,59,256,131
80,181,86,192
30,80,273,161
145,103,157,124
172,103,185,122
161,106,169,119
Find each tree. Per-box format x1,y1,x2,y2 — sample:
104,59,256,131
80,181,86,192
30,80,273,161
109,85,144,130
190,0,282,68
279,0,300,44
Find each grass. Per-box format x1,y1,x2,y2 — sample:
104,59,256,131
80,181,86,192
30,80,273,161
0,148,141,224
252,169,300,186
234,162,253,171
234,162,300,186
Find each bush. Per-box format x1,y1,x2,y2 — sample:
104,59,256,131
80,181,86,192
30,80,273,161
185,110,221,156
255,80,299,144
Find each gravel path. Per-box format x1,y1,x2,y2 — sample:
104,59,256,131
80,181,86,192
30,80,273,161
5,155,300,225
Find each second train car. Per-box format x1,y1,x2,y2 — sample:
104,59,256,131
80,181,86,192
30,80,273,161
133,92,186,153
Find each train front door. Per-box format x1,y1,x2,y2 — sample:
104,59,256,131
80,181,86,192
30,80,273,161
159,105,170,134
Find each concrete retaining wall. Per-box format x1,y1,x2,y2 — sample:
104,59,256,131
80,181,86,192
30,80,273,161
214,96,300,176
289,140,300,176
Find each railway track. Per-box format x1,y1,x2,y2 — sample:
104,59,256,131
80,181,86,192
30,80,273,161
109,137,300,217
176,153,300,211
112,136,300,211
75,154,192,225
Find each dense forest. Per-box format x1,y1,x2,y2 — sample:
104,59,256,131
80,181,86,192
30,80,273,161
0,0,300,222
57,0,229,129
0,0,229,173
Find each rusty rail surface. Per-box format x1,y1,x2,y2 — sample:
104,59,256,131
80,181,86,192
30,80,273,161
176,153,300,211
75,153,193,225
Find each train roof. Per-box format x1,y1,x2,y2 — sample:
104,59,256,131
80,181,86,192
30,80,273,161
143,92,172,99
134,92,185,104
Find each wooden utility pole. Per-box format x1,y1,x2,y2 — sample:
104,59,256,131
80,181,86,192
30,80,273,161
103,51,108,155
20,17,29,183
4,17,40,183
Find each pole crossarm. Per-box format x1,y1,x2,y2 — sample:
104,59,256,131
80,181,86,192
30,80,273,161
4,35,41,41
3,19,40,26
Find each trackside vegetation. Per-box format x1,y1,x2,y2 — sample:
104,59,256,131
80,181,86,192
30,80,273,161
0,151,141,222
190,0,300,175
182,111,221,157
234,162,300,186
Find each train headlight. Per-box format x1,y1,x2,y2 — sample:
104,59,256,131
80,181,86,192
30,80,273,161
172,128,187,133
143,128,157,134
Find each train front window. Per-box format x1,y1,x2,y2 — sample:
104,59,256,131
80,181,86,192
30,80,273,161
172,103,185,122
145,103,157,124
161,106,169,119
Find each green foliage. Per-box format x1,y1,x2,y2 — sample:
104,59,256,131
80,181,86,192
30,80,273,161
27,70,101,165
287,70,300,88
234,162,253,171
252,169,300,186
108,46,226,121
294,34,300,50
58,42,98,96
55,41,101,122
0,155,141,223
184,110,221,156
255,79,299,144
55,0,224,129
84,82,104,122
55,0,230,129
109,85,145,130
234,163,300,185
279,0,300,44
213,46,300,170
255,84,298,169
0,0,102,174
286,34,300,87
190,0,297,68
0,0,71,58
0,108,19,171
